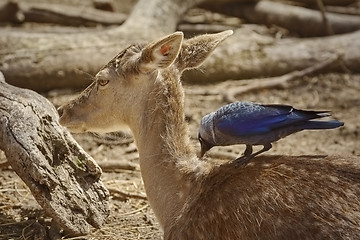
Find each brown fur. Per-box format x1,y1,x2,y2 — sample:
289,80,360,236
58,31,360,239
166,155,360,240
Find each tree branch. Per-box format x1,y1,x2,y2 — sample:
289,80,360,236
1,0,360,91
108,188,147,201
316,0,333,35
0,0,206,92
221,55,339,102
0,1,126,26
205,0,360,37
185,55,340,102
184,28,360,84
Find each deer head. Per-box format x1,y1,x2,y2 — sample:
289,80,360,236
58,30,233,135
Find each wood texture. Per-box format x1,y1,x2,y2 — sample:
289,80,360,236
0,0,359,91
207,1,360,37
0,72,110,236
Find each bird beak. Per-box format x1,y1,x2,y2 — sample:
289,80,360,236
199,141,212,158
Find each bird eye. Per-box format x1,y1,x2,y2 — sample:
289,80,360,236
98,79,109,86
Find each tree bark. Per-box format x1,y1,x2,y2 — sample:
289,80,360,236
184,28,360,83
186,55,339,102
0,1,126,26
203,0,357,6
0,0,206,92
0,0,360,91
205,1,360,37
325,5,360,15
0,72,110,236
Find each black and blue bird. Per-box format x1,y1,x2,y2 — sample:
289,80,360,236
198,102,344,165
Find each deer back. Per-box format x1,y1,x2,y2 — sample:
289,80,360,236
166,155,360,240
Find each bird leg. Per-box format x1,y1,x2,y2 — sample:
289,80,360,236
235,143,272,166
243,144,253,156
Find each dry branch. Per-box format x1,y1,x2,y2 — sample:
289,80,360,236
325,6,360,15
205,0,360,37
300,0,357,5
1,0,360,91
186,55,339,102
98,160,138,171
202,0,358,6
0,0,206,92
0,72,110,236
108,188,147,201
316,0,333,35
185,28,360,84
0,1,126,26
220,55,340,102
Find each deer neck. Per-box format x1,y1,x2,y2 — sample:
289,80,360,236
129,69,207,229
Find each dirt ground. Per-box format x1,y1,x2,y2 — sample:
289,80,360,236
0,71,359,239
0,0,360,238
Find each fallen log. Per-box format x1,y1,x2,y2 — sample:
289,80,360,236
186,54,340,102
0,1,126,26
0,71,110,236
205,0,360,37
293,0,357,5
325,5,360,15
0,0,205,92
184,28,360,83
203,0,358,7
1,0,360,91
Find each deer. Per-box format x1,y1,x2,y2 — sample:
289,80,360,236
58,30,360,239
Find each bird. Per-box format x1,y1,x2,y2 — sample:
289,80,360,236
198,101,344,166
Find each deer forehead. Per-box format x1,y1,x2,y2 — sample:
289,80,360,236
102,44,146,76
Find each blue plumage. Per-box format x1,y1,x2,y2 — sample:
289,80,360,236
198,102,344,165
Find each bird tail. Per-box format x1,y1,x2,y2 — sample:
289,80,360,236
294,109,331,120
302,120,344,130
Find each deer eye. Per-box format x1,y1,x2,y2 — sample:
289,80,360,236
98,79,109,87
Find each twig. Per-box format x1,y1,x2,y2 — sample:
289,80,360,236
187,55,339,102
108,188,147,200
223,56,338,102
316,0,333,35
0,1,126,26
216,55,339,102
117,204,149,217
98,160,138,171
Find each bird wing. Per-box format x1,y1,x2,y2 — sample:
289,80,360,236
216,104,294,136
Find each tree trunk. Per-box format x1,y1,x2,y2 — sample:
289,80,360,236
0,0,359,91
205,1,360,37
203,0,357,6
184,28,360,83
0,72,110,236
0,1,127,26
0,0,205,92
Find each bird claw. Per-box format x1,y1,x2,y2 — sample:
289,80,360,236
234,155,252,167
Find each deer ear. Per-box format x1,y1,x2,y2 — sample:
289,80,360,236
175,30,233,72
138,32,184,73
